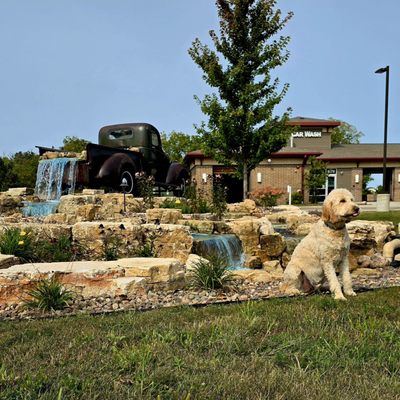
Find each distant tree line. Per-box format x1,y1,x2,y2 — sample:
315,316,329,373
0,120,362,193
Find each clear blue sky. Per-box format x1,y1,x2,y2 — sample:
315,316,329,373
0,0,399,156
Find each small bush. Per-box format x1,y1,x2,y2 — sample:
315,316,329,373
135,233,156,257
291,191,303,205
211,174,227,220
159,196,211,214
189,255,234,290
102,234,122,261
0,228,35,262
23,276,75,311
249,187,285,208
136,172,155,209
35,234,75,263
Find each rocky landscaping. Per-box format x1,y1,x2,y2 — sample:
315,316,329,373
1,188,399,320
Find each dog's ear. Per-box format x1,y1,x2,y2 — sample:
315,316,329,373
322,198,342,226
322,199,331,223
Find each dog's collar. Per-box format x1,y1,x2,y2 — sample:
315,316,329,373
324,220,346,230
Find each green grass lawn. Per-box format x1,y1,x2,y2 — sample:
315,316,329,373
357,210,400,228
1,288,400,399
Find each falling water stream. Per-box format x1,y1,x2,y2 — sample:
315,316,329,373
22,158,78,217
191,233,246,270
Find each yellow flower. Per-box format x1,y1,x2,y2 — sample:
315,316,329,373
18,240,24,246
175,199,181,204
20,231,27,236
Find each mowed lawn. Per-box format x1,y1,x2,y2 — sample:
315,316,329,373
0,288,400,399
356,210,400,228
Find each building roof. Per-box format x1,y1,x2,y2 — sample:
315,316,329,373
317,143,400,161
287,116,341,127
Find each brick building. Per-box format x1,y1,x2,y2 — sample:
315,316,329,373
185,117,400,204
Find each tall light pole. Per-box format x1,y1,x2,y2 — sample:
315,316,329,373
375,65,389,193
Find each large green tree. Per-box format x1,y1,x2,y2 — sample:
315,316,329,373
330,119,364,145
189,0,293,199
161,131,203,163
62,136,89,153
305,156,328,204
4,151,40,189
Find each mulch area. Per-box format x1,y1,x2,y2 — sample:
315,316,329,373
1,267,400,321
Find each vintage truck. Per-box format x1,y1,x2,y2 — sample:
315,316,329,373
37,123,189,196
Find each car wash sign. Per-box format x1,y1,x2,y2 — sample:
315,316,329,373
292,130,322,138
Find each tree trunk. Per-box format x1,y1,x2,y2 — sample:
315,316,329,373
243,164,248,200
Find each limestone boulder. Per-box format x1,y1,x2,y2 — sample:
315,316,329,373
146,208,182,224
44,213,78,225
245,255,263,269
259,233,286,259
347,220,395,251
262,260,284,278
0,254,19,269
347,222,377,248
185,254,208,272
178,219,214,234
293,223,315,237
58,193,143,221
227,199,257,214
0,194,23,216
286,213,319,232
266,205,306,224
228,217,262,257
72,221,142,259
0,257,185,305
233,269,275,283
213,221,233,234
142,224,193,264
4,187,34,196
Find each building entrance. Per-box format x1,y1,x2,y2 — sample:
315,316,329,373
314,169,337,203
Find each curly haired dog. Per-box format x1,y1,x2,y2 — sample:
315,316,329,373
282,188,360,300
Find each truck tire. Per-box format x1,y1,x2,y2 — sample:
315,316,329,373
173,170,189,196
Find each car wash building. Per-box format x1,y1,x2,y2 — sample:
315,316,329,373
185,117,400,204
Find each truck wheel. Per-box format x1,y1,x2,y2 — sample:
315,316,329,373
173,173,188,197
120,168,137,195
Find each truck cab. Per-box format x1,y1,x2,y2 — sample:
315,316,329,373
98,123,170,183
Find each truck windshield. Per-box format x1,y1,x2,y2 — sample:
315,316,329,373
107,129,144,147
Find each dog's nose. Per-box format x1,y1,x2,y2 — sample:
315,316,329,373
354,206,360,213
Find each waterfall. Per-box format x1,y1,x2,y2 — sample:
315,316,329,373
22,158,77,217
192,234,246,270
34,158,77,200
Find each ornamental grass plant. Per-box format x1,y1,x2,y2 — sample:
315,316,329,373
22,276,75,311
189,254,234,290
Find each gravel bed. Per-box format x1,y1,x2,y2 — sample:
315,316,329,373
1,267,400,321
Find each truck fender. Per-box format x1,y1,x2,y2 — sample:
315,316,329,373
166,163,189,185
96,153,138,180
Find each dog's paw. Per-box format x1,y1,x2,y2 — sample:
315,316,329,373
280,283,301,296
344,290,357,297
333,294,347,301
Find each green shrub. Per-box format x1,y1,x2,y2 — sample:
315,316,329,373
23,276,75,311
136,172,155,209
211,175,227,220
135,233,156,257
102,235,122,261
189,255,234,290
249,187,285,208
0,228,35,262
291,191,303,205
159,196,211,214
35,234,75,263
